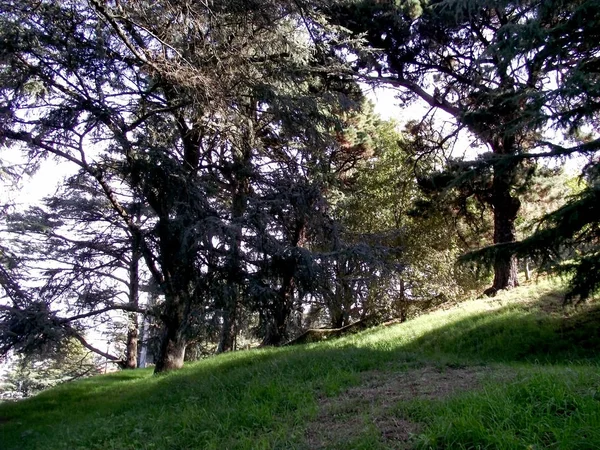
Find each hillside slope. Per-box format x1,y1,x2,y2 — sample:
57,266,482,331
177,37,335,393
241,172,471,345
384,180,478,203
1,280,600,449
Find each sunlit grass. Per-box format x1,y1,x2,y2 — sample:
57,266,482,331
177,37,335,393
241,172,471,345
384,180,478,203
1,278,599,449
398,366,600,449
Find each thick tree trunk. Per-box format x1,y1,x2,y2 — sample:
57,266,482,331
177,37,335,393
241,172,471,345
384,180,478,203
492,196,519,291
261,274,295,346
330,307,345,329
327,256,352,329
261,219,306,346
488,140,521,294
153,222,192,373
124,317,138,369
154,330,186,372
218,302,237,353
154,290,188,373
492,251,519,291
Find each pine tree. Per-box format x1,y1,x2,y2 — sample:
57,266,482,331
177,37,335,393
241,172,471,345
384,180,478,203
0,0,364,371
0,177,147,368
325,0,600,294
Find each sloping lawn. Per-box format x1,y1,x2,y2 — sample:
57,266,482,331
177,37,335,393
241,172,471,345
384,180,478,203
1,279,599,449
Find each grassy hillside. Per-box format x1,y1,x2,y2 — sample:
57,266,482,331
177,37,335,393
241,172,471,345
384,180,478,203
1,279,600,449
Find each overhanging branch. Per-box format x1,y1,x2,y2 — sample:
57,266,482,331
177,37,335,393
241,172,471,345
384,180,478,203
70,331,123,364
57,304,153,325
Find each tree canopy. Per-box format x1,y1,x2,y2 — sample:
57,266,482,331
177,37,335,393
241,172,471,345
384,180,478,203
0,0,377,372
1,0,598,376
325,0,600,296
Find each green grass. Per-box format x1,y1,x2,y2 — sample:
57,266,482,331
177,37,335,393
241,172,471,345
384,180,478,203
1,278,599,449
399,367,600,449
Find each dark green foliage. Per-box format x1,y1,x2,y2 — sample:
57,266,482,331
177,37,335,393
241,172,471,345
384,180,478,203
523,165,600,301
334,112,486,312
2,0,599,377
1,341,101,399
465,164,600,301
325,0,600,295
0,0,392,371
520,188,600,301
0,172,146,367
0,301,71,357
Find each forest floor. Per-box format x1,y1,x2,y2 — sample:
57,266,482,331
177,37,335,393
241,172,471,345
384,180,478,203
1,278,600,449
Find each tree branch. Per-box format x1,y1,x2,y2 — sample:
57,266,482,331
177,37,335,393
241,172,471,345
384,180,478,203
360,74,463,118
69,331,122,363
58,304,151,324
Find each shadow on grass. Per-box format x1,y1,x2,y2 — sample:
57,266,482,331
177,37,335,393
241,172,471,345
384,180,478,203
2,287,600,449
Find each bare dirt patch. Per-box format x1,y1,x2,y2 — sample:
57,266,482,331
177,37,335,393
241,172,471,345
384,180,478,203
350,365,502,403
305,365,514,449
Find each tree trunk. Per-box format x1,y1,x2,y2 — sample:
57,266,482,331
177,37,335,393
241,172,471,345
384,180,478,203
125,223,141,369
217,242,241,353
261,273,295,346
489,140,520,294
491,250,519,292
327,256,352,328
124,317,138,369
330,305,347,329
154,284,191,373
218,105,254,353
154,290,188,373
154,329,186,372
261,218,306,346
492,196,519,291
492,204,520,291
217,187,244,352
397,279,408,323
153,223,191,373
218,302,237,353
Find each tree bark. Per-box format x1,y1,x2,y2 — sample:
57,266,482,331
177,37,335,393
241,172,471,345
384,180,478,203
329,257,352,328
153,220,192,373
261,218,306,346
153,281,192,372
217,211,242,353
218,301,237,353
154,290,188,372
261,272,295,346
154,328,186,372
125,318,139,369
488,140,520,294
396,278,408,322
125,216,141,369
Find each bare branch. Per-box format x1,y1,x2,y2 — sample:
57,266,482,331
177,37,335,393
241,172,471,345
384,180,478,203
70,331,122,363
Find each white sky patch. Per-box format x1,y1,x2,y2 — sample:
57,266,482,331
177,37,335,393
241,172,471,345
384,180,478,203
1,151,77,208
364,84,587,174
1,148,134,368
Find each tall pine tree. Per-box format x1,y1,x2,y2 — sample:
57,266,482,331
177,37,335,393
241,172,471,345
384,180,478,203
325,0,600,294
